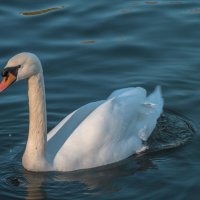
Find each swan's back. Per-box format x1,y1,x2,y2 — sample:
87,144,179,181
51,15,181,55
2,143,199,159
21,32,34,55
47,86,163,171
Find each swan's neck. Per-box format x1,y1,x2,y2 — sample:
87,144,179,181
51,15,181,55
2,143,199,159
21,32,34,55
22,72,48,171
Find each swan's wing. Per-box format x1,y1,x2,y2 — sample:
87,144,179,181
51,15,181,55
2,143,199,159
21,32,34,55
47,100,105,140
46,100,105,160
49,86,163,171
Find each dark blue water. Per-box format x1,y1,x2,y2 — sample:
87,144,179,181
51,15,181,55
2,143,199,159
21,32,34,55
0,0,200,199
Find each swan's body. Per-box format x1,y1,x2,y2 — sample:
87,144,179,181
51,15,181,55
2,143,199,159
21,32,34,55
0,53,163,172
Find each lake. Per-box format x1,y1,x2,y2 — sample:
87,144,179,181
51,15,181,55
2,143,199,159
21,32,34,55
0,0,200,199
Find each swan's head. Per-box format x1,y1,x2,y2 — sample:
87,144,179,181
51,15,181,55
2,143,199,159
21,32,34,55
0,53,42,92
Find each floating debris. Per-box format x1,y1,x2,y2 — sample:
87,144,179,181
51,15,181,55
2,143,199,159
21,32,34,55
192,9,200,13
121,9,131,14
80,40,96,44
20,6,64,16
145,2,158,5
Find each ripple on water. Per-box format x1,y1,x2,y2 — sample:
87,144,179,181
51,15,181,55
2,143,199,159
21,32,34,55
147,112,195,153
0,158,27,199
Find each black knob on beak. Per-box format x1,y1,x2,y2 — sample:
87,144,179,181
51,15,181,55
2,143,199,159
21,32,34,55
1,65,21,77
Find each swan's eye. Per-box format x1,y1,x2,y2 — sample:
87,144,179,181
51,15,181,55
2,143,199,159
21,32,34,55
1,68,9,77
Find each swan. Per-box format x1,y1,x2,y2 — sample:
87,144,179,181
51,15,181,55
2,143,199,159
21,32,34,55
0,53,163,172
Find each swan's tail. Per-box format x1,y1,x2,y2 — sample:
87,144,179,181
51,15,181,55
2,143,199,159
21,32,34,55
145,85,163,118
139,86,164,141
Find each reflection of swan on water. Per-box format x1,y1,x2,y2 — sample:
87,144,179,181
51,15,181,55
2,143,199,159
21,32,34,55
0,53,163,172
23,156,156,199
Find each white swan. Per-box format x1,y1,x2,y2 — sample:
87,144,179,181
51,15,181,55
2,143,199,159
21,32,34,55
0,53,163,172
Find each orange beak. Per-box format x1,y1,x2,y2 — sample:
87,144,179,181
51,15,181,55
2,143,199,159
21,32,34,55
0,73,17,93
